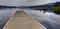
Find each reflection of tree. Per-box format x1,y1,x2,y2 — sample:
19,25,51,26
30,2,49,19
53,9,60,15
52,2,60,15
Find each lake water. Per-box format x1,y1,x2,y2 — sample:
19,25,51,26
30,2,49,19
0,8,60,29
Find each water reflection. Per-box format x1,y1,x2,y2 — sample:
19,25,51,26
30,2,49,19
24,10,60,29
0,9,19,29
0,9,60,29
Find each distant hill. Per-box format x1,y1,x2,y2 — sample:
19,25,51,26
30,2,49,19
0,5,16,9
18,3,54,9
28,3,54,8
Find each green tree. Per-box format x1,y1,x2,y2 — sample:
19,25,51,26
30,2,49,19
54,2,60,7
52,2,60,15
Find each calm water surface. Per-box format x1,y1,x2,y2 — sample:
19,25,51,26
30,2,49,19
0,9,60,29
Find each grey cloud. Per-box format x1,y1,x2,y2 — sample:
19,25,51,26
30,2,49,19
0,0,52,6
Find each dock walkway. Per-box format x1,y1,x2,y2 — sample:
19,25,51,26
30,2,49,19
3,11,47,29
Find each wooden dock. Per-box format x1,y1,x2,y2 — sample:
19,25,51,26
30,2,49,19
3,11,47,29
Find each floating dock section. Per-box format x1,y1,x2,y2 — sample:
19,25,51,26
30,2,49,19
3,11,47,29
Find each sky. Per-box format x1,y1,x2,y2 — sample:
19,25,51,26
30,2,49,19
0,0,60,6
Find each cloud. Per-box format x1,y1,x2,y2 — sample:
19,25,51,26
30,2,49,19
0,0,53,6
